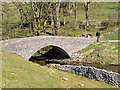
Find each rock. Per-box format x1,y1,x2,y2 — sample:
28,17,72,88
47,68,55,74
60,77,68,81
11,73,19,77
67,87,70,89
71,53,85,60
81,84,85,87
78,83,85,87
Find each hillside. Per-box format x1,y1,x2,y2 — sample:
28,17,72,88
1,52,117,88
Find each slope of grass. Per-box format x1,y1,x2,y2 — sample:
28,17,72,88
77,2,118,21
66,2,118,21
2,52,117,88
77,42,119,64
103,33,118,40
89,2,118,20
103,29,120,40
0,52,2,89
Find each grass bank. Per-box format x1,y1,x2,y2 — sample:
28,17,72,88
77,42,119,65
2,52,117,88
103,28,120,40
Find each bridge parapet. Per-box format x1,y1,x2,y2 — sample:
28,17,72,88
1,36,97,60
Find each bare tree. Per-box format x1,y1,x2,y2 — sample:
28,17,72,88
55,2,60,35
84,0,90,27
73,2,78,29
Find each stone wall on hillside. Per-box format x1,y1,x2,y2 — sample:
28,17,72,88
49,64,120,86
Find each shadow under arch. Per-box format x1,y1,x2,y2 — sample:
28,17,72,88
29,45,70,61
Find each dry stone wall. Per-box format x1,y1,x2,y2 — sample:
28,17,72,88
49,64,120,86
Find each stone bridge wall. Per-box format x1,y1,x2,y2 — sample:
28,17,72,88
1,36,96,60
49,64,120,86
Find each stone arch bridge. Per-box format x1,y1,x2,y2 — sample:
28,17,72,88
1,36,97,60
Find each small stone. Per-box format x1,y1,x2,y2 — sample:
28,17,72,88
78,83,85,87
47,68,55,74
61,77,68,81
67,87,70,89
11,73,19,77
81,84,85,87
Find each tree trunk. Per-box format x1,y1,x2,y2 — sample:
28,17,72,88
50,8,54,25
84,1,90,27
84,1,90,37
63,16,66,25
31,2,43,36
74,2,78,29
41,20,47,33
31,2,38,35
56,2,60,35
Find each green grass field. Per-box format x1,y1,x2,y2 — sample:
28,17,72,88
1,52,117,88
66,2,118,21
0,52,2,89
103,29,120,40
77,42,119,64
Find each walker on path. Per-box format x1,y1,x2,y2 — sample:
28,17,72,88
96,32,100,42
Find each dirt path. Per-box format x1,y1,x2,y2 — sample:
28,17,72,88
101,40,120,42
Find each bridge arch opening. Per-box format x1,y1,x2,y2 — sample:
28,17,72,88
29,45,70,61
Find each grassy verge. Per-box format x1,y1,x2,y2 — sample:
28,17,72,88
103,33,118,40
77,42,119,64
0,52,2,89
103,29,120,40
67,2,118,21
2,52,117,88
